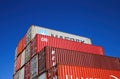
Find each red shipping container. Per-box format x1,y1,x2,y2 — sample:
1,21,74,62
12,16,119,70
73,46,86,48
15,54,22,72
38,46,120,75
25,61,30,79
31,34,104,58
17,35,26,56
22,35,26,50
17,38,22,56
38,65,120,79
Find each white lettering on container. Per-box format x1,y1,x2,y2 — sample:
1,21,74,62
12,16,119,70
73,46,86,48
66,75,100,79
41,37,48,42
51,34,85,43
65,75,119,79
110,75,118,79
51,50,56,67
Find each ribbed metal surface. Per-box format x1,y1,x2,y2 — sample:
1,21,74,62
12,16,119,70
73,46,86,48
25,61,30,79
38,46,120,75
17,35,26,56
30,55,38,79
15,54,21,72
26,25,92,45
30,34,104,58
19,67,24,79
25,43,30,64
13,26,120,79
17,38,22,56
21,50,25,67
38,73,47,79
38,65,120,79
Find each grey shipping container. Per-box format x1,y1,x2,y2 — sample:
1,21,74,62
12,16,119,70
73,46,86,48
25,43,30,64
30,55,38,79
38,72,47,79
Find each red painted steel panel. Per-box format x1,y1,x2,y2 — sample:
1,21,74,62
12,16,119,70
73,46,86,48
17,38,22,56
17,35,26,56
38,46,120,75
24,62,30,79
31,34,104,58
41,65,120,79
15,54,22,72
22,35,26,50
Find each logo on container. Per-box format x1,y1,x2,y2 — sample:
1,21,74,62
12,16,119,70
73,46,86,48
39,30,49,35
38,30,87,43
51,50,56,66
66,75,101,79
110,75,119,79
65,75,119,79
41,37,48,42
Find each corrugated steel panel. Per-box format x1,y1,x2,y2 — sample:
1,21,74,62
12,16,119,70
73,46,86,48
38,65,120,79
15,54,22,72
17,38,23,56
14,71,19,79
30,38,36,58
30,55,38,79
38,46,120,75
26,25,92,45
30,34,104,58
17,35,26,56
38,49,46,75
21,50,25,67
25,43,30,64
22,35,26,49
38,72,47,79
14,50,25,74
25,61,30,79
19,67,24,79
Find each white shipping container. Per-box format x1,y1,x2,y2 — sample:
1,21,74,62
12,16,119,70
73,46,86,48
38,72,47,79
26,25,92,45
19,67,24,79
30,55,38,79
21,50,25,67
15,71,19,79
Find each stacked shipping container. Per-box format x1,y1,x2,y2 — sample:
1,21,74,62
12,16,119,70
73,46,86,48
14,46,120,79
38,47,120,72
15,25,92,58
40,65,120,79
26,25,92,45
13,25,120,79
14,34,104,74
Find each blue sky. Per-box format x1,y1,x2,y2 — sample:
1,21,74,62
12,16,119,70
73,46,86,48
0,0,120,79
